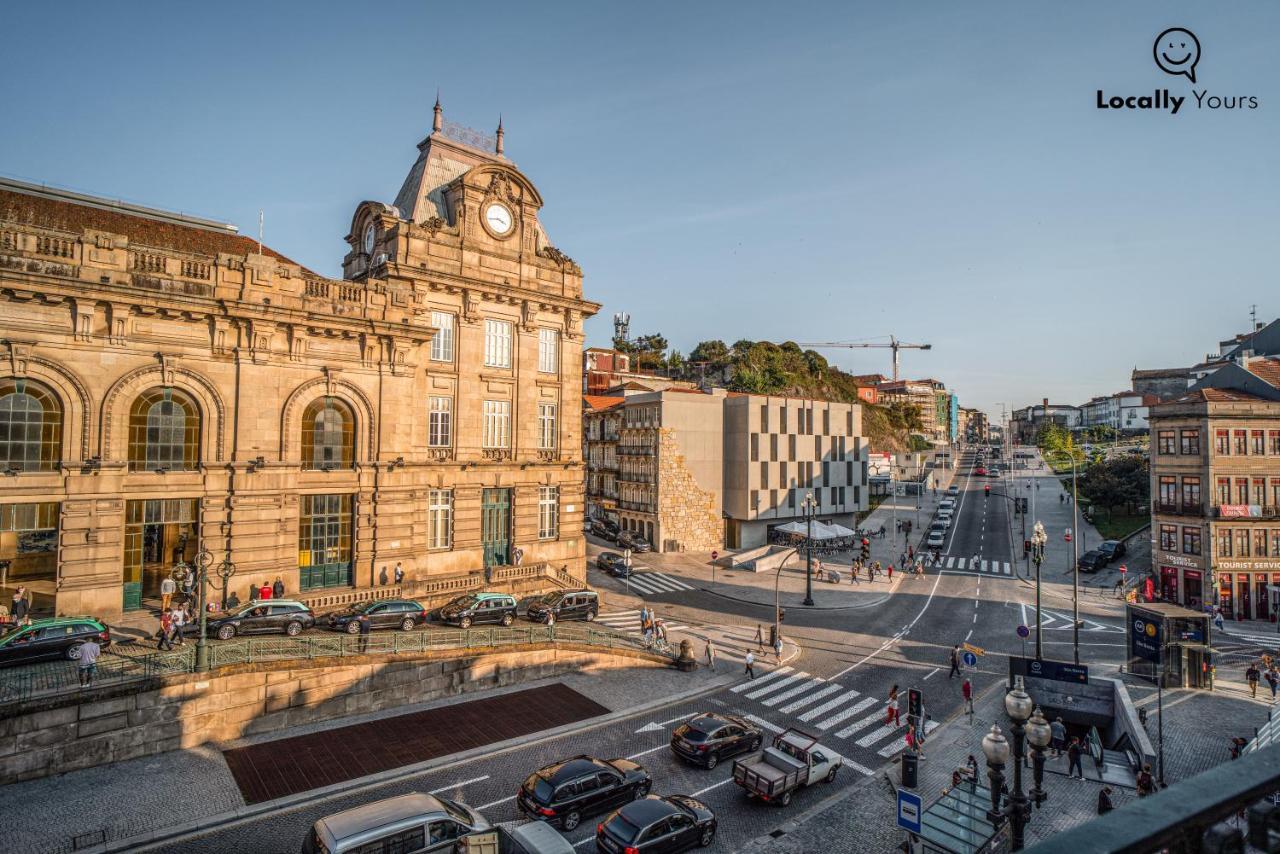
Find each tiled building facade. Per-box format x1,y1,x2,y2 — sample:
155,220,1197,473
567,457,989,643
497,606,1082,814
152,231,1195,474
0,107,598,620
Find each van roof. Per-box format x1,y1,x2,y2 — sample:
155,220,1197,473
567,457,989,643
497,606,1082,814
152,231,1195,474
316,792,446,844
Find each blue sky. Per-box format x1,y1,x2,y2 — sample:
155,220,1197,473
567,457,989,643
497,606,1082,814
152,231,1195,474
2,2,1277,417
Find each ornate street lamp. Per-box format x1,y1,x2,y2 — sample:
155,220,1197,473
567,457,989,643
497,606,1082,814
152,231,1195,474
192,547,237,673
982,724,1010,828
1031,522,1047,659
1004,676,1035,850
1025,706,1052,809
802,492,818,607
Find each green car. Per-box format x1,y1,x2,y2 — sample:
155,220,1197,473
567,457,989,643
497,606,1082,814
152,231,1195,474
0,616,112,667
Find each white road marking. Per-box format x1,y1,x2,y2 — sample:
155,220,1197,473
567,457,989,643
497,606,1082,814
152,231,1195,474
833,709,887,740
730,665,793,693
779,682,844,713
627,744,671,759
429,774,490,794
854,722,900,747
844,759,876,776
650,571,695,591
745,671,811,701
743,713,783,733
691,778,736,797
973,613,978,623
763,676,827,707
477,795,515,810
878,721,941,757
797,688,863,722
622,575,661,594
964,629,973,641
922,668,939,681
819,697,879,733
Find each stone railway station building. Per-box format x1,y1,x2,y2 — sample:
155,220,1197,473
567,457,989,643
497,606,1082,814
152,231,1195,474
0,103,599,620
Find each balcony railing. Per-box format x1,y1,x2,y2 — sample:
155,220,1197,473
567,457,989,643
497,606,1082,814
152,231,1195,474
619,500,655,512
1156,502,1204,517
618,472,655,484
617,446,654,456
481,448,512,462
427,448,453,462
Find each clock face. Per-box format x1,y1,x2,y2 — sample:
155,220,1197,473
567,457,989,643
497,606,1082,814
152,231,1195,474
363,223,376,254
485,203,513,236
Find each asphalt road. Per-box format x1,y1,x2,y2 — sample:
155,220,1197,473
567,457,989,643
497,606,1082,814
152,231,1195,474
150,451,1133,853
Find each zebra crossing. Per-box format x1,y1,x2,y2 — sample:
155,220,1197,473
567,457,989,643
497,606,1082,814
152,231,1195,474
938,555,1013,575
619,570,697,596
592,611,770,665
594,609,690,636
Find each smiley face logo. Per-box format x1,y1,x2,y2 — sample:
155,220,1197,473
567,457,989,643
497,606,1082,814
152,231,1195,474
1154,27,1200,83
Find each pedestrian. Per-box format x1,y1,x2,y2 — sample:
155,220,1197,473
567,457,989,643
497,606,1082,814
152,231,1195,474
78,634,101,687
1066,737,1084,779
962,677,973,714
160,575,176,612
1214,608,1225,631
704,639,716,671
1136,764,1155,796
744,650,756,679
182,565,195,596
908,545,914,561
971,552,980,570
357,612,371,653
888,564,894,581
170,604,187,645
1230,736,1248,760
1059,493,1064,504
157,611,174,651
394,561,404,585
774,633,783,660
226,590,240,609
1098,786,1114,815
755,623,764,650
1050,716,1066,758
885,685,901,727
11,587,28,622
949,645,961,678
850,564,860,585
272,576,285,599
1247,663,1261,698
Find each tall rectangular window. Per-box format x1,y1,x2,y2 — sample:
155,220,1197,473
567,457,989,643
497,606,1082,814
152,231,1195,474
1157,431,1175,455
1235,430,1248,455
428,489,452,549
1253,430,1267,455
482,400,511,448
484,319,513,368
1159,476,1176,508
538,328,559,374
1216,429,1231,455
1271,430,1280,455
1159,524,1177,551
1182,477,1200,509
430,311,455,362
538,403,557,450
1183,527,1201,555
1218,528,1232,557
538,486,559,539
428,396,452,447
1217,477,1231,505
1181,430,1200,455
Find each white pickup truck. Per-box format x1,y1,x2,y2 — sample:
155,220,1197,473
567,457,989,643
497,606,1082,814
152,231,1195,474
731,728,843,806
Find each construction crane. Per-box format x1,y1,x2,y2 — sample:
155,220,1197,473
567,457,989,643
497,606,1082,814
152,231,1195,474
796,336,933,382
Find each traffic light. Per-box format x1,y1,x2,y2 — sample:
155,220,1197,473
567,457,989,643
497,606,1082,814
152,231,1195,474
984,485,990,496
907,687,922,719
778,608,786,623
1020,497,1029,513
861,538,870,561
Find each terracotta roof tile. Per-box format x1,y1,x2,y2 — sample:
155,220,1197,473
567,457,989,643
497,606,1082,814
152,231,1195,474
1168,388,1273,404
0,186,306,270
583,395,624,411
1246,358,1280,389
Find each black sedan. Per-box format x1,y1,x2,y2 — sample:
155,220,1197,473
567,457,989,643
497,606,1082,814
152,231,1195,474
519,755,651,832
596,552,630,577
195,600,317,640
324,599,427,633
1098,540,1127,564
1078,550,1106,573
617,531,652,553
670,713,763,769
596,795,716,853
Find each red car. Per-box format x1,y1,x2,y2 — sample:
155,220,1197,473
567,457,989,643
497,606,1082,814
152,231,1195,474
975,466,987,476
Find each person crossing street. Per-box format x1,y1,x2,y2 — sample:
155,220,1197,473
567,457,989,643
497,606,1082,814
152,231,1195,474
949,645,961,678
744,650,756,679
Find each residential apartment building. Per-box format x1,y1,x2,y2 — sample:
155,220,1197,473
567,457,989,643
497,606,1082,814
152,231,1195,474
584,395,623,522
583,347,696,396
1079,392,1157,433
877,379,950,444
1149,358,1280,618
959,407,989,443
0,104,598,620
1011,399,1082,444
1134,318,1280,403
583,389,868,552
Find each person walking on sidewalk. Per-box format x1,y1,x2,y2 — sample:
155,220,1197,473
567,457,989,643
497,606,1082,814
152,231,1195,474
962,677,973,714
704,639,716,671
1136,764,1155,796
949,645,961,678
357,612,371,653
157,611,174,651
885,685,901,727
11,587,28,623
1268,667,1279,702
773,633,783,660
1067,737,1084,779
1050,716,1066,758
1247,663,1261,698
744,650,756,679
169,604,186,646
77,635,101,688
754,623,764,650
160,575,176,612
1098,786,1114,815
888,564,894,582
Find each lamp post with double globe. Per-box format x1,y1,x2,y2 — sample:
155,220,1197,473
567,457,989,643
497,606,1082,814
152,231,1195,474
1026,705,1052,810
981,724,1009,829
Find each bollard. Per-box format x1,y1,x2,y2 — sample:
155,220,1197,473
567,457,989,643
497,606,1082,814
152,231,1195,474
675,638,696,672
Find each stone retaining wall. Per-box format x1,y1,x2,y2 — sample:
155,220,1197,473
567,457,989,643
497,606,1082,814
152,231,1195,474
0,643,665,785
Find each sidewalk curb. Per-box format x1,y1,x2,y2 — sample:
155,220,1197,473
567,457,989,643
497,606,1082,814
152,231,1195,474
699,586,893,613
85,675,737,854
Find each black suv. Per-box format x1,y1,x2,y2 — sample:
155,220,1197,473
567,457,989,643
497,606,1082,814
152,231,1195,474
198,600,317,640
438,593,518,629
617,531,652,553
669,713,764,769
1098,540,1127,564
325,599,427,633
519,755,650,831
1078,550,1105,573
590,519,620,541
0,617,111,666
596,552,630,577
597,795,716,853
525,589,599,624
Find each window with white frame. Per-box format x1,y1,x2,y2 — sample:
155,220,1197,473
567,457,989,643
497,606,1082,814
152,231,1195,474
482,400,511,448
538,486,559,539
538,328,559,374
483,319,513,368
430,311,455,362
428,396,452,447
538,403,557,450
428,489,452,549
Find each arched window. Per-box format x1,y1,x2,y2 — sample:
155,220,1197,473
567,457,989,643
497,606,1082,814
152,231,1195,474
0,379,62,472
128,388,200,472
302,398,354,470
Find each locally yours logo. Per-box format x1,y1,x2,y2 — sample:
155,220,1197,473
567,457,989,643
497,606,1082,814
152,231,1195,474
1096,27,1259,114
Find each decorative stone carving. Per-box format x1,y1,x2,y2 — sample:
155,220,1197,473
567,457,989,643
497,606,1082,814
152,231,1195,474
463,290,481,323
520,300,537,332
565,309,583,342
158,352,179,387
72,299,95,342
422,216,446,235
2,340,32,376
538,244,581,275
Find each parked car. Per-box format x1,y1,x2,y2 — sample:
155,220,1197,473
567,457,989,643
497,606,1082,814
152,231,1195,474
0,616,111,666
459,824,575,854
946,485,959,496
325,599,427,633
926,529,946,548
938,498,956,510
1078,550,1106,573
590,519,620,542
596,552,630,577
518,755,651,831
302,791,488,854
526,589,599,624
974,466,987,476
732,728,842,807
1098,540,1127,564
198,600,316,640
670,713,764,769
438,592,518,629
616,531,652,553
596,795,717,853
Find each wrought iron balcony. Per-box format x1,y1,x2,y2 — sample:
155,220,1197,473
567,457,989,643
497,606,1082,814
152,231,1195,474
1155,502,1204,517
1211,504,1280,520
617,445,655,456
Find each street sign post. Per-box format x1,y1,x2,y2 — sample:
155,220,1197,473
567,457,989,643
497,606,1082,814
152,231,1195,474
962,642,985,657
961,650,978,668
897,789,923,833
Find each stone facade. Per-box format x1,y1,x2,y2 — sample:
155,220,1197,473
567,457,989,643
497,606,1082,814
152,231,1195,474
654,427,722,552
0,106,599,620
0,645,664,785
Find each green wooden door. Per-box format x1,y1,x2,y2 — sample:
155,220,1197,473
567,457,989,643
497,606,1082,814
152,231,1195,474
299,494,353,591
482,488,511,567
